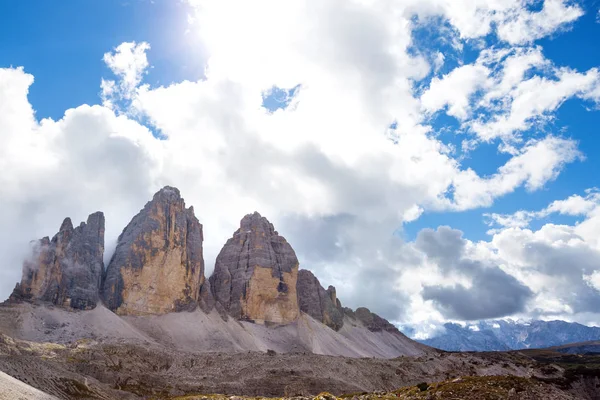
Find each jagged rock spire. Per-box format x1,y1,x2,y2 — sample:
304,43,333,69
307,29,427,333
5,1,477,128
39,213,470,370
209,212,300,324
296,269,344,331
102,186,209,315
11,212,105,310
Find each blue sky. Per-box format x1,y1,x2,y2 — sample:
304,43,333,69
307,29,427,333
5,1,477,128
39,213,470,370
403,3,600,240
0,0,202,120
2,0,600,333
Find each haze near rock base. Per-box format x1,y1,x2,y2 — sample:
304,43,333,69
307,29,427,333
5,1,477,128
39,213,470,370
10,212,105,310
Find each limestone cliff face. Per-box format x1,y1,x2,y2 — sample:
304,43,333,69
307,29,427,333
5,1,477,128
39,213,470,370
296,269,344,331
11,212,105,310
210,212,299,324
103,187,208,315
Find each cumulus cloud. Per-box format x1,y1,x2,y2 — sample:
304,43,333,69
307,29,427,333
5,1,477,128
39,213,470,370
421,64,490,120
1,0,599,333
421,44,600,143
405,191,600,332
585,271,600,292
545,189,600,216
495,0,583,44
445,136,582,210
486,188,600,234
101,41,151,109
416,227,533,320
471,67,600,142
407,0,583,43
421,270,533,321
492,223,600,316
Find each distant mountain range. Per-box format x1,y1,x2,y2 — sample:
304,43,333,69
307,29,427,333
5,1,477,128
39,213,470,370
417,320,600,352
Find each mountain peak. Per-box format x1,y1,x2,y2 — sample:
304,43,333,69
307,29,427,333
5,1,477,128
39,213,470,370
210,212,298,324
11,212,105,310
153,186,182,200
59,217,74,233
239,211,276,234
103,186,207,315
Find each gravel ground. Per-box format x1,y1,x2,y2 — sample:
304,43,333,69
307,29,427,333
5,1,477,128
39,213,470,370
0,303,428,358
1,304,599,399
0,370,59,400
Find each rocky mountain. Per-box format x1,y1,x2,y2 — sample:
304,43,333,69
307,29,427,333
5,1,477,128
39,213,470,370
419,320,600,351
345,307,404,333
103,186,209,315
3,186,427,360
297,269,344,330
9,212,105,310
210,212,300,324
5,186,600,399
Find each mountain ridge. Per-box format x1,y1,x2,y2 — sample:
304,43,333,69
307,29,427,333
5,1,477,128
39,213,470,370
418,320,600,352
3,186,427,359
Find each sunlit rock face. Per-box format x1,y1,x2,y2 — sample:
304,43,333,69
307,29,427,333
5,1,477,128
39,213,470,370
11,212,105,310
210,212,300,324
296,269,344,331
102,186,208,315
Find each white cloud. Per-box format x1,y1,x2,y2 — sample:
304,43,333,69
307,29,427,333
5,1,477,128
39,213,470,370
484,211,535,234
479,46,548,106
407,0,583,44
418,43,600,143
485,189,600,234
585,271,600,291
101,41,151,108
471,67,600,141
421,64,490,120
445,136,582,210
432,51,445,73
496,0,583,44
545,190,600,216
490,221,600,317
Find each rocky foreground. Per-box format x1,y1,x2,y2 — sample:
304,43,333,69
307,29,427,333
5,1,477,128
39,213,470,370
1,330,600,399
169,376,580,400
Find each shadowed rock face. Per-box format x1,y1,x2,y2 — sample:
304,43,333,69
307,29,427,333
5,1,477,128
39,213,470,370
10,212,105,310
297,269,344,331
344,307,401,333
210,212,300,324
103,186,209,315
